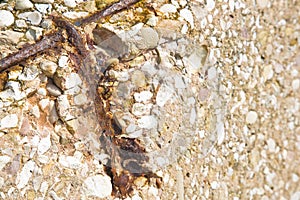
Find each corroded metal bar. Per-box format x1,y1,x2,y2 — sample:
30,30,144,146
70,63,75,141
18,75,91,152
74,0,141,26
0,31,64,73
51,16,88,57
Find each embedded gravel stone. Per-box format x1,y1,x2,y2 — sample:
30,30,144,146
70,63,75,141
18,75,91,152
246,111,258,124
180,8,194,29
137,115,158,129
38,133,51,155
83,175,112,198
0,10,14,27
131,70,146,88
0,30,24,44
32,0,54,3
64,0,77,8
0,114,18,129
40,60,58,77
65,73,82,90
46,82,62,96
35,3,52,14
74,93,88,105
138,27,159,49
16,160,35,190
134,91,153,103
18,11,43,25
56,95,73,121
15,0,34,10
159,4,177,13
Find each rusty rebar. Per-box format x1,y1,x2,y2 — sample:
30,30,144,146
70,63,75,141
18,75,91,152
51,16,88,57
0,31,64,73
74,0,141,26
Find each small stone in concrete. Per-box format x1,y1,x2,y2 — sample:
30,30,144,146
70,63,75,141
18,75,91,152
206,0,215,11
65,73,82,89
74,93,88,105
262,64,273,81
35,3,52,14
18,11,43,26
131,70,146,88
159,4,177,13
64,0,77,8
40,60,57,77
46,82,62,97
0,30,24,44
38,134,51,155
0,10,14,27
15,20,27,28
83,175,112,198
0,114,18,129
137,115,157,129
15,0,34,10
136,27,159,50
180,8,194,29
16,160,35,189
246,111,258,124
0,156,11,171
48,100,59,124
257,0,269,8
134,91,153,103
174,75,186,89
32,0,54,3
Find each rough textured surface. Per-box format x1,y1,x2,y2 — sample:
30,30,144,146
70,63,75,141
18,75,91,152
0,0,299,199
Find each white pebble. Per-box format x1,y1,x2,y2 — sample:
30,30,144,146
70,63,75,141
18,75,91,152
65,73,82,89
291,192,300,200
32,0,54,3
207,66,217,80
180,8,194,29
35,3,52,13
206,0,215,11
262,64,273,81
16,160,35,189
137,115,157,129
40,60,58,77
38,134,51,155
257,0,269,8
74,93,88,105
156,85,174,107
39,98,49,110
31,105,40,118
292,173,299,182
132,103,152,117
292,79,299,91
37,88,47,96
15,0,34,10
18,11,42,25
174,75,186,89
267,138,276,153
59,154,82,169
211,181,219,189
246,111,258,124
159,4,177,13
63,11,89,20
64,0,77,7
126,123,137,133
0,156,11,171
83,175,112,198
58,56,69,68
0,114,18,129
134,91,153,103
0,10,14,27
217,122,225,145
46,83,62,97
229,0,235,12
